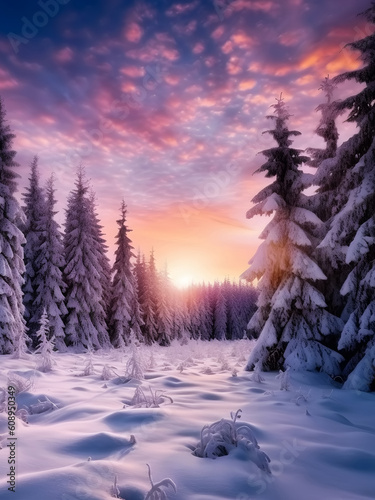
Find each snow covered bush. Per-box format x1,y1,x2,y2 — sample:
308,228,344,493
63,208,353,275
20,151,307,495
7,372,34,394
192,409,271,473
145,464,177,500
128,386,173,408
29,396,59,415
101,364,117,380
251,364,265,383
276,368,291,391
82,354,95,376
125,347,145,380
34,309,55,372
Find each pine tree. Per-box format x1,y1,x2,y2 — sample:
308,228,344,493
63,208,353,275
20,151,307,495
241,96,343,374
63,169,110,351
304,77,345,316
306,76,340,222
108,201,141,347
198,285,213,341
89,191,112,319
0,97,28,355
213,283,227,340
22,156,46,344
137,252,158,344
319,3,375,390
155,267,173,345
33,175,67,351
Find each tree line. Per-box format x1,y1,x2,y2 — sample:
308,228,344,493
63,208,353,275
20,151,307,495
0,126,257,354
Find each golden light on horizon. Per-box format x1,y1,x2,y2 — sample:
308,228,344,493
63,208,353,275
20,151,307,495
172,274,195,289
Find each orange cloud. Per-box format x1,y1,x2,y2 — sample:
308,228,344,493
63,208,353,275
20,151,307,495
239,79,256,91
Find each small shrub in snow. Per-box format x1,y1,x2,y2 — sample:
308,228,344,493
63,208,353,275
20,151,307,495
177,362,184,373
145,464,177,500
110,474,123,499
16,408,29,423
293,389,311,406
7,372,34,394
126,348,145,380
192,409,271,473
201,366,213,375
77,351,95,376
35,309,55,372
28,396,59,415
101,364,117,381
148,351,156,369
128,386,173,408
276,367,291,391
232,368,238,377
220,359,231,371
251,364,265,383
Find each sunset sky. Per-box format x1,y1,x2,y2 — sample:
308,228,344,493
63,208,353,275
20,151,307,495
0,0,371,286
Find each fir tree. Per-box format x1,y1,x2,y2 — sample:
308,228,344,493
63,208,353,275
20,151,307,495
213,283,227,340
0,97,27,355
63,169,110,351
241,96,343,374
306,76,340,222
33,175,67,351
137,252,158,344
198,285,213,341
155,267,173,345
89,191,112,319
319,3,375,390
22,156,46,344
108,201,141,347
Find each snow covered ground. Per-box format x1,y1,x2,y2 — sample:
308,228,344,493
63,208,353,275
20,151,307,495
0,339,374,500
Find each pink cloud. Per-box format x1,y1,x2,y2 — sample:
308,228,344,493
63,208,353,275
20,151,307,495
221,40,233,54
164,74,180,86
279,30,306,47
230,0,277,13
54,47,74,63
120,66,145,77
124,22,144,43
227,56,242,75
126,34,180,62
211,25,226,40
166,1,198,16
192,42,205,54
0,67,18,90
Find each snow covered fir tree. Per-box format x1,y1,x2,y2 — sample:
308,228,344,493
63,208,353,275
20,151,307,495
63,169,110,351
0,98,27,355
22,156,46,345
108,200,142,347
241,95,344,375
314,3,375,391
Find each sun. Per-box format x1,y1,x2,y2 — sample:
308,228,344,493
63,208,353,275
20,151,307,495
174,275,195,289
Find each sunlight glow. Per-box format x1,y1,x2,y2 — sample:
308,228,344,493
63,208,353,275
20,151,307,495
173,275,195,289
